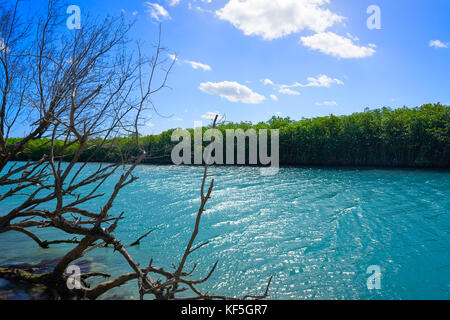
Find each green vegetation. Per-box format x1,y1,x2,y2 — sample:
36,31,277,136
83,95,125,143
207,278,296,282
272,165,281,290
10,103,450,168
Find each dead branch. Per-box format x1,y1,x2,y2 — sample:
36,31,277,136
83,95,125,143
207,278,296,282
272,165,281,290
0,0,272,301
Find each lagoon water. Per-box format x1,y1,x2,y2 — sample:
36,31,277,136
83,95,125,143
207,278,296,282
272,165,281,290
1,164,449,299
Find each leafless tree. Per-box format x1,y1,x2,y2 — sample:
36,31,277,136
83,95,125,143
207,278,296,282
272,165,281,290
0,0,271,300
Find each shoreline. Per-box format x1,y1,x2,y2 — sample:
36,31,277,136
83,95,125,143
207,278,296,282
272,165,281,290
9,160,450,171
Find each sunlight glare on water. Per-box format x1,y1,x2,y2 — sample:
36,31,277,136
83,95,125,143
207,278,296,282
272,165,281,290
1,164,449,299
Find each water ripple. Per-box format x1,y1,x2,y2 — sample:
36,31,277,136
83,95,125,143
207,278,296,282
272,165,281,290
1,165,449,299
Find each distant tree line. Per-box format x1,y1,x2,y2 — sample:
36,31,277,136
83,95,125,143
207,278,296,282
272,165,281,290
9,103,450,168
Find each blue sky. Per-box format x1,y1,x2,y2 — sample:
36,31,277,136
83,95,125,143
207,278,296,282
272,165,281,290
26,0,450,134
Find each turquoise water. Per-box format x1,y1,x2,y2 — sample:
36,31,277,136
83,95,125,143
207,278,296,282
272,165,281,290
1,164,449,299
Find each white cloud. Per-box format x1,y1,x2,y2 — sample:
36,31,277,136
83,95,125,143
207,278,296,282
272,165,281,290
346,33,359,42
132,11,139,16
168,0,180,6
216,0,344,40
429,40,448,48
169,117,184,121
146,122,155,127
264,74,343,94
279,82,301,89
270,94,278,101
279,74,343,88
202,112,221,120
278,88,300,95
169,54,211,71
262,78,275,86
316,100,337,106
301,74,344,87
300,32,375,58
192,1,213,13
145,2,171,21
199,81,266,104
185,60,212,71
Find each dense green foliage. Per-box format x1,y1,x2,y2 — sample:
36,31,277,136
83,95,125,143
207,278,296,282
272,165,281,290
10,104,450,167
